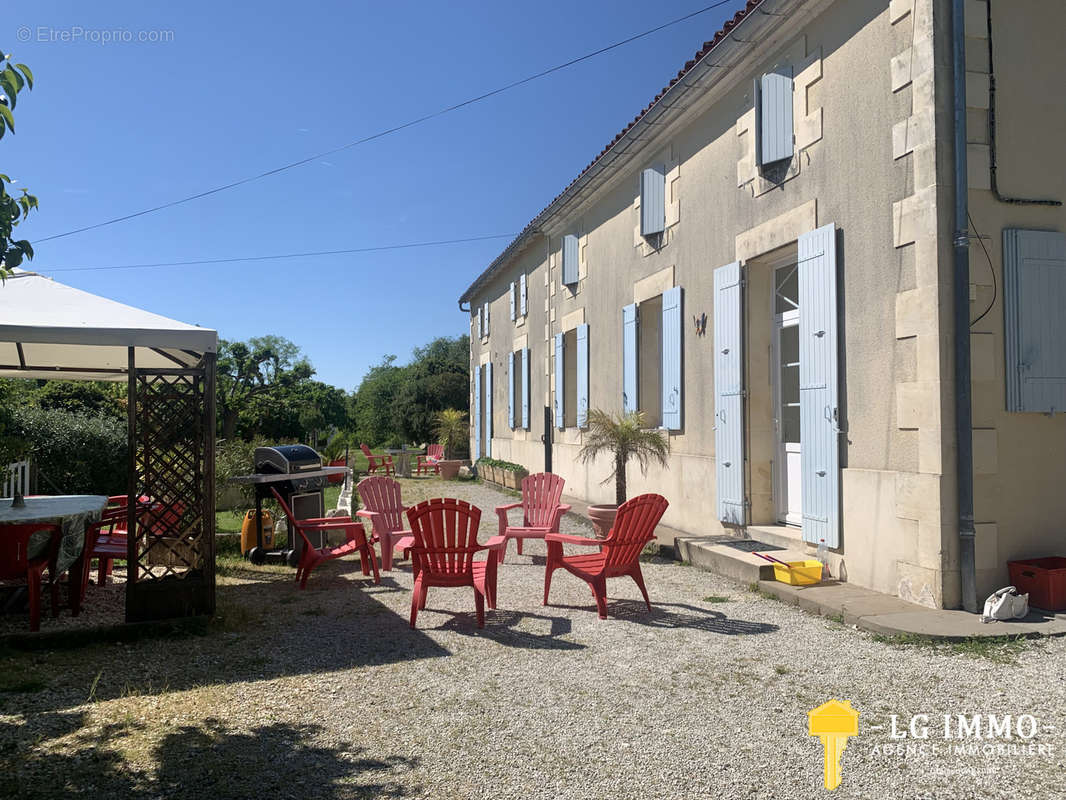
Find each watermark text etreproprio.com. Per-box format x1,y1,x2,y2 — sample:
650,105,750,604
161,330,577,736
16,26,175,45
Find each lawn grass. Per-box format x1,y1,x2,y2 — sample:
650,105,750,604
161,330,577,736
870,632,1036,664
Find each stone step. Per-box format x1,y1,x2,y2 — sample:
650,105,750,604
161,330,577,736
673,534,810,584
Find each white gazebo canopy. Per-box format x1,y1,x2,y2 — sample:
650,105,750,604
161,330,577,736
0,270,217,381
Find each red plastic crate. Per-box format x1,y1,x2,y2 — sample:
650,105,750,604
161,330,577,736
1008,557,1066,612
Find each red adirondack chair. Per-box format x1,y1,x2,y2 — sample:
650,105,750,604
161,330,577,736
271,489,380,589
494,472,570,563
355,476,415,571
360,444,394,476
405,498,505,628
0,522,62,631
543,493,668,620
415,444,445,476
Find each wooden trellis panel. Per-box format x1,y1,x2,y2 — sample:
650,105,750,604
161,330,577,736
126,351,216,622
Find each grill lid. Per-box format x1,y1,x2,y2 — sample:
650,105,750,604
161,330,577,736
254,444,322,474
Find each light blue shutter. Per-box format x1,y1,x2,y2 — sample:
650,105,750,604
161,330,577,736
474,365,481,459
476,307,482,339
521,347,530,429
510,282,516,321
640,166,666,236
562,235,579,285
1004,229,1066,412
713,262,745,524
519,273,527,316
622,304,638,414
799,223,839,547
759,69,794,165
554,333,565,429
485,361,493,457
576,324,589,428
483,302,489,336
661,286,683,430
508,350,515,428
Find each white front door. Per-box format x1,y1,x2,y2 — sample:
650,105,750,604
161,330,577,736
773,264,802,526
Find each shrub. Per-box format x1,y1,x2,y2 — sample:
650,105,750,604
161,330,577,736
11,406,126,496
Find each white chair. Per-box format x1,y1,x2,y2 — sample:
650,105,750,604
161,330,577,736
2,461,29,498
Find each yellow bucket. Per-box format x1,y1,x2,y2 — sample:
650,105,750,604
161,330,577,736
772,559,823,586
240,509,274,555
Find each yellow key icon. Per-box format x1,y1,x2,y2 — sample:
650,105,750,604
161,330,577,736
808,700,859,790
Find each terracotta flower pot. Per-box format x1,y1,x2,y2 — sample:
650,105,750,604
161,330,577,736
587,504,619,539
438,460,461,480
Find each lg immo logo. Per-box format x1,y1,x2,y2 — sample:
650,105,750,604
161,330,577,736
808,700,859,790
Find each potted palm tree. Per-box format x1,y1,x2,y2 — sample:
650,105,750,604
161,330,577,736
432,408,467,479
577,409,669,537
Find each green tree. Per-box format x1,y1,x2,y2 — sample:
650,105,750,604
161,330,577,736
216,336,313,439
0,51,37,279
36,381,121,418
349,335,469,447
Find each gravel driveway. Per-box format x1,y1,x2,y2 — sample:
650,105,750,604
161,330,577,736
1,478,1062,799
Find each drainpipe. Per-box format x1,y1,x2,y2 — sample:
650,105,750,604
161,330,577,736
952,0,977,613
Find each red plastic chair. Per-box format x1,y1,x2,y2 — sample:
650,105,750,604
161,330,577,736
0,522,62,631
405,498,505,628
355,476,415,572
360,444,394,476
543,493,668,620
494,472,570,564
416,444,445,476
93,496,155,586
271,489,380,589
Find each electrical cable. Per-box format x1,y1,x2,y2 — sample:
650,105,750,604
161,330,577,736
968,210,997,328
33,0,746,244
39,233,520,273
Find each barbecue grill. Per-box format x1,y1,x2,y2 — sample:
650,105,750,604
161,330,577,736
228,444,350,566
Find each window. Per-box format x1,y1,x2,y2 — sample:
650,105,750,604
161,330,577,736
1004,229,1066,412
640,166,665,238
638,295,663,427
755,67,794,167
508,348,530,429
510,275,528,321
622,286,682,430
554,324,589,429
562,235,579,286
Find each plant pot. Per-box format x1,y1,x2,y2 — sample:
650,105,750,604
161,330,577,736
587,504,619,539
503,470,525,489
438,460,461,480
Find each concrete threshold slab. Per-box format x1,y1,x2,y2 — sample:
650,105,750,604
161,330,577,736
562,492,1066,640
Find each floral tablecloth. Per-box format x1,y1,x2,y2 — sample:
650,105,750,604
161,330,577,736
0,495,109,573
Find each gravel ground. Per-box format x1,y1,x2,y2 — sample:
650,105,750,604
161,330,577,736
0,478,1063,799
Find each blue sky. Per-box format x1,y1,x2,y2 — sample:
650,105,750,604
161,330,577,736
5,1,747,390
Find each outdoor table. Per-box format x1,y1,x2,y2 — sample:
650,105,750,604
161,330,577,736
385,447,423,479
0,494,108,612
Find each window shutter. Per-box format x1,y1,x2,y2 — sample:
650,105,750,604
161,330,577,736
1004,229,1066,412
485,361,493,457
661,285,683,430
713,262,745,524
521,347,530,429
508,350,515,428
520,273,527,316
554,333,565,429
640,166,666,236
483,302,489,337
622,303,638,414
576,324,589,428
510,282,516,321
474,365,481,459
562,235,579,285
476,307,482,340
759,69,794,165
798,223,839,547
